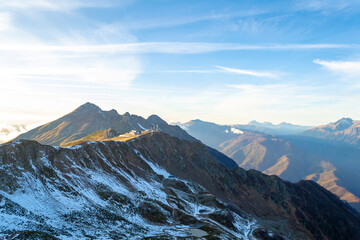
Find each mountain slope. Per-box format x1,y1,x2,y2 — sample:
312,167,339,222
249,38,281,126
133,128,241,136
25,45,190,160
1,133,359,239
15,102,195,146
218,132,360,210
0,137,256,239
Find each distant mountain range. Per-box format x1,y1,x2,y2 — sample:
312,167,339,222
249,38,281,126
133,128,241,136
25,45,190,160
174,119,312,150
244,120,312,135
174,119,360,211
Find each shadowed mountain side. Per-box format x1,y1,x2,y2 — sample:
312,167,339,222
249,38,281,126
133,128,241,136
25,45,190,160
14,102,196,146
62,129,238,170
219,132,322,182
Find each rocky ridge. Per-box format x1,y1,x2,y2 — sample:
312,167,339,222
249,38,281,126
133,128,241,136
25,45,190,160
1,133,359,239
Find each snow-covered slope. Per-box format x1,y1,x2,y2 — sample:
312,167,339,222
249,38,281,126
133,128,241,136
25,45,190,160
1,133,359,240
0,139,257,239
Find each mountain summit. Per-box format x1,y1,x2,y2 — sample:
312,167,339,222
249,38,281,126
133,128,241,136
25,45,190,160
303,117,360,146
14,103,195,146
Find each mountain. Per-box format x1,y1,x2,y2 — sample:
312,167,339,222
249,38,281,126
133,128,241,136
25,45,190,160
219,132,318,182
1,133,359,239
218,132,360,210
303,118,360,147
176,119,360,211
246,120,312,135
175,119,243,149
174,119,311,150
14,102,195,146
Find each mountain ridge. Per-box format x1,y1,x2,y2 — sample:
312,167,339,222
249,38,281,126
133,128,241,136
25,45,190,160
303,117,360,147
1,133,359,239
14,102,196,147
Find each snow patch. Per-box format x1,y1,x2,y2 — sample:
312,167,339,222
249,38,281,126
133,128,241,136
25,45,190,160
137,123,147,131
133,149,170,178
65,145,83,150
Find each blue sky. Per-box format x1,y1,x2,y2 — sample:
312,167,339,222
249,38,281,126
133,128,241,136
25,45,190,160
1,0,360,134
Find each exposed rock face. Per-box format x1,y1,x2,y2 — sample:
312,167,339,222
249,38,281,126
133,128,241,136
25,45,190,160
1,133,359,239
0,137,255,239
129,133,360,240
14,102,196,146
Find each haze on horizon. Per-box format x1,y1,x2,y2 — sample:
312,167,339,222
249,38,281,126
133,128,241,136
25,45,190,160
1,0,360,130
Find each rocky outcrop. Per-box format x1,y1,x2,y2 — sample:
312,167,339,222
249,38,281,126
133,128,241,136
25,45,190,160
0,138,255,239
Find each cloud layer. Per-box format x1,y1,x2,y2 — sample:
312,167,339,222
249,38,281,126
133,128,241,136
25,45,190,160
314,59,360,78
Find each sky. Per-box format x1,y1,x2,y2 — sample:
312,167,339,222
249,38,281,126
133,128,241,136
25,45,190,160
1,0,360,139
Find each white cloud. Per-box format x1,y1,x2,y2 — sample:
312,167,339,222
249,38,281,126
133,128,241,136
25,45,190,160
297,0,360,11
0,123,40,142
217,66,281,78
0,12,11,31
0,2,142,90
0,42,356,55
314,59,360,78
230,127,243,134
0,50,141,87
0,0,123,11
153,66,284,78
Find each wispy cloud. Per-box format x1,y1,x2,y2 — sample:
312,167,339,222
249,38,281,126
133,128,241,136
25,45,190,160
0,42,357,54
0,0,123,11
0,123,40,142
0,51,141,87
0,0,142,89
314,59,360,78
0,12,11,31
148,66,283,78
116,9,268,30
217,66,281,78
296,0,360,11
